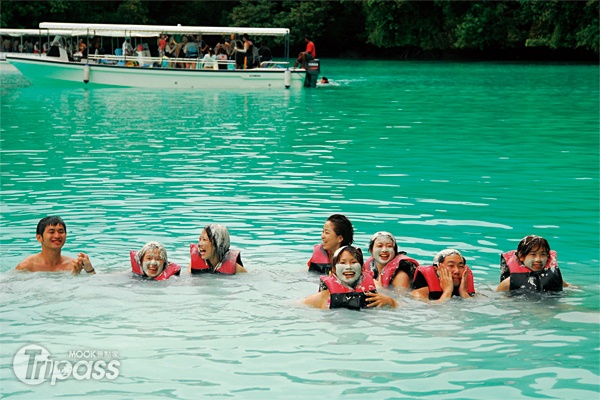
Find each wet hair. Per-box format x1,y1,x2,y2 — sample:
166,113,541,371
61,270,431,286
368,231,398,254
136,241,168,269
433,249,465,266
516,235,550,259
36,216,66,236
332,245,364,267
326,214,354,246
203,224,231,263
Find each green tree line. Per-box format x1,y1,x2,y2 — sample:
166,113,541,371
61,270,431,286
1,0,598,59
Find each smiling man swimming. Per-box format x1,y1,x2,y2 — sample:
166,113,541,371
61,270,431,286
15,216,95,274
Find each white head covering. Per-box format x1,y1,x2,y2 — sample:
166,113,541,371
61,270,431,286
136,241,168,275
204,224,231,263
433,249,463,266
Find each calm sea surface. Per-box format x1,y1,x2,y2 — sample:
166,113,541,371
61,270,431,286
1,59,598,399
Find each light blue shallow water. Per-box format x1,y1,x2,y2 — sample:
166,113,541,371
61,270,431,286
0,59,598,399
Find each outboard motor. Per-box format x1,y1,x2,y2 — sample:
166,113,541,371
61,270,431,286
304,58,320,88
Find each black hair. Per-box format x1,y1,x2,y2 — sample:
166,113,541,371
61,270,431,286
326,214,354,246
516,235,551,259
332,245,364,267
36,216,66,236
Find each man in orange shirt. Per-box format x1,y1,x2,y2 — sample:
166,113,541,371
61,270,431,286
294,34,316,69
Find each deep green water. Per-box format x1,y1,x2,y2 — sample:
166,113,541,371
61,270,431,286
1,59,599,399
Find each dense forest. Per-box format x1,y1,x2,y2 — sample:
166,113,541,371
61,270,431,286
1,0,598,60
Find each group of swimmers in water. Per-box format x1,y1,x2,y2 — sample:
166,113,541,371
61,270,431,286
15,215,568,310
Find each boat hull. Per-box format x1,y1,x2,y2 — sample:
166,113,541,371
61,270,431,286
6,55,306,89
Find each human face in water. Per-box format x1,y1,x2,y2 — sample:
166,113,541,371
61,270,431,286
438,254,465,287
141,248,165,278
519,245,548,272
372,237,396,266
37,224,66,251
198,229,216,262
321,221,343,254
333,249,362,287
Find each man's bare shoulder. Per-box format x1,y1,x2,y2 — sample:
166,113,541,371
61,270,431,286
15,254,41,271
15,253,75,272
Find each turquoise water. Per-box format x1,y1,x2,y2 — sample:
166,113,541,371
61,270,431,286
1,59,598,399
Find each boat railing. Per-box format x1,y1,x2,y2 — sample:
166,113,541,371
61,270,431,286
87,54,289,70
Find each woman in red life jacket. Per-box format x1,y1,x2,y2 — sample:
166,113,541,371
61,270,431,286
189,224,247,275
307,214,354,274
130,242,181,280
497,235,568,293
304,246,398,310
364,231,419,290
412,249,475,303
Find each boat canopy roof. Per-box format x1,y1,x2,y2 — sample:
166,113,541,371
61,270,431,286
0,28,73,37
38,22,290,38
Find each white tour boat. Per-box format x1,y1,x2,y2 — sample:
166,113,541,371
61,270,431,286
5,22,320,89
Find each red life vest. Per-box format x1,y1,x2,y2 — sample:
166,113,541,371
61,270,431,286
320,273,377,310
363,254,419,287
189,243,241,275
413,265,475,300
307,243,331,274
130,250,181,281
500,250,562,292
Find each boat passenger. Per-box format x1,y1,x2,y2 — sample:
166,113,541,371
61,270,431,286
496,235,568,293
304,246,398,310
15,216,95,275
294,34,316,69
2,37,11,52
216,47,228,70
78,39,87,57
164,39,176,68
308,214,354,274
202,48,217,70
157,34,167,56
412,249,475,303
47,35,64,57
131,242,181,280
364,231,419,290
183,36,199,69
189,224,247,275
122,38,134,57
258,42,272,65
241,34,255,69
233,39,244,69
223,37,233,58
198,36,209,56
